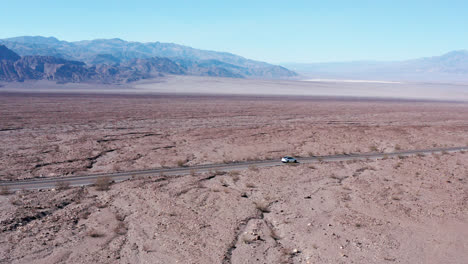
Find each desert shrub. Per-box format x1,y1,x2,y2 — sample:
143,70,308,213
220,179,229,187
369,145,379,152
95,202,108,208
394,161,403,169
248,165,259,172
245,183,256,188
0,185,11,195
254,201,270,213
177,160,187,167
229,172,240,182
87,228,105,238
114,222,127,235
56,181,71,191
241,234,255,244
94,176,111,191
115,213,126,222
270,228,281,240
395,144,401,151
79,209,91,219
214,170,227,175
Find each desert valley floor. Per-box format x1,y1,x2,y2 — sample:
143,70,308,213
0,91,467,263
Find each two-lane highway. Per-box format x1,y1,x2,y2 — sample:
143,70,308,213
1,146,467,191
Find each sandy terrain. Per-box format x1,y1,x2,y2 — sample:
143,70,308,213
2,75,468,101
1,92,467,263
1,152,467,263
1,93,467,180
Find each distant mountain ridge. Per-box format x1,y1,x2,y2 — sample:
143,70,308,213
0,36,296,81
0,45,210,83
283,50,468,82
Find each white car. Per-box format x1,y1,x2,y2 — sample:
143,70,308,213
281,156,297,163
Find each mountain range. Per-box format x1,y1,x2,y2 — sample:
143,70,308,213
0,36,296,83
283,50,468,82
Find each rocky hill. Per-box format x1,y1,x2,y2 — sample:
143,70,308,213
0,45,171,83
0,36,297,80
0,44,297,83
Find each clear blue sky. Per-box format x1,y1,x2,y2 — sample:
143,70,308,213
1,0,467,63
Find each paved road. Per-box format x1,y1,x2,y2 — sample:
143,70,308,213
1,146,467,191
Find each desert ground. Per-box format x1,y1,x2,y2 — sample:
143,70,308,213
2,75,468,101
1,85,468,263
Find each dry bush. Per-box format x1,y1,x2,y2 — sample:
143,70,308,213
112,164,121,171
220,179,229,187
248,165,259,172
55,181,71,191
190,169,197,176
142,243,153,252
254,201,270,213
241,234,255,244
369,145,379,152
395,144,401,151
79,209,91,220
308,165,316,169
177,159,187,167
10,199,22,206
87,228,105,238
308,151,315,157
228,171,240,182
214,170,227,175
95,176,111,191
0,185,11,195
114,222,127,235
394,162,403,169
231,174,240,182
95,202,108,208
398,155,407,159
417,153,426,157
245,183,256,188
270,228,281,241
115,213,126,222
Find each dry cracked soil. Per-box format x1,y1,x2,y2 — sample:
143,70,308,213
0,92,468,263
